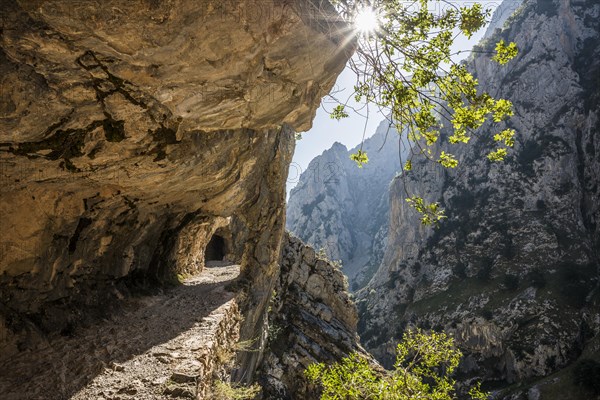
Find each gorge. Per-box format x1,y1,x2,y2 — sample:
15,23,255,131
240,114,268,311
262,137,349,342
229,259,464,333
0,0,364,398
287,0,600,398
1,0,599,399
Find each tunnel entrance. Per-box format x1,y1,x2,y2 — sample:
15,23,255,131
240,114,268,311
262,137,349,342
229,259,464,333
205,234,226,263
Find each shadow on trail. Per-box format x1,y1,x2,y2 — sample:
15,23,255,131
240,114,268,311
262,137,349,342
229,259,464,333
0,265,240,400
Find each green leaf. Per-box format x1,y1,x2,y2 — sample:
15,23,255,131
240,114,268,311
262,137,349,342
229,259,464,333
406,196,446,226
459,3,488,38
438,151,459,168
330,105,349,120
493,128,516,146
327,0,518,225
492,40,519,64
350,150,369,168
487,148,508,162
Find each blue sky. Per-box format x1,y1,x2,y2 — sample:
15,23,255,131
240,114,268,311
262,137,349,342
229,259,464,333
287,0,515,194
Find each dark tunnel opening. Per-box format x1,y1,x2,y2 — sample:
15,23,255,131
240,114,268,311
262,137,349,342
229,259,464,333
205,234,226,263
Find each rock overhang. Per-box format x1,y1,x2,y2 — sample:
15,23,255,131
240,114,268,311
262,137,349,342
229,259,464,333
3,0,354,138
0,0,354,348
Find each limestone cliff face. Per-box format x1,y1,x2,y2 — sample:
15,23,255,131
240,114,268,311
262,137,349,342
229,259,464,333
359,0,600,396
0,0,352,381
260,233,372,399
286,120,402,289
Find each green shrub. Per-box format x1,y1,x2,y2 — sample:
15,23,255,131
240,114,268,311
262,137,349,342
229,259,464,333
306,330,488,400
527,269,546,288
502,274,519,291
454,262,467,279
480,309,494,321
573,359,600,394
477,259,493,281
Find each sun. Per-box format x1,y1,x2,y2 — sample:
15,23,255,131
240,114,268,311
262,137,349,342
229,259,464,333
354,7,379,33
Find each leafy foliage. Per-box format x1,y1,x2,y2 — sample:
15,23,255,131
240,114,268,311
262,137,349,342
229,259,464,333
502,274,519,291
350,149,369,168
331,104,350,120
406,196,446,226
438,151,459,168
573,359,600,394
306,329,488,399
330,0,518,224
492,40,519,64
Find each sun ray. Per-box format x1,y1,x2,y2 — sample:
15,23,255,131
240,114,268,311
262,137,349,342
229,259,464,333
354,7,379,33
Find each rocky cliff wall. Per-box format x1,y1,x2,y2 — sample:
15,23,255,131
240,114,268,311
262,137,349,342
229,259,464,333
259,232,372,399
0,0,353,382
286,120,403,289
359,0,600,396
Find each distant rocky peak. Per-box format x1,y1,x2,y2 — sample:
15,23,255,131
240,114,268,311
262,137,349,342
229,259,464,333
286,118,403,289
482,0,526,41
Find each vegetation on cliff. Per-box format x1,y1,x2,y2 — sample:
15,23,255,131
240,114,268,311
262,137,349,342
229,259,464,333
330,0,518,224
306,330,487,399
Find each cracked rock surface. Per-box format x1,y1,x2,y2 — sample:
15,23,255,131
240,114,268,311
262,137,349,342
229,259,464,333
259,233,375,399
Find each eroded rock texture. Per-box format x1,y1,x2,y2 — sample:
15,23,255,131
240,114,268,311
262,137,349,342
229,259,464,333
259,232,372,399
0,0,352,383
359,0,600,397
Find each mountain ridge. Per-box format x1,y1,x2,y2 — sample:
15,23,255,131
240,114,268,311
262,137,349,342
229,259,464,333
286,118,403,288
359,0,600,397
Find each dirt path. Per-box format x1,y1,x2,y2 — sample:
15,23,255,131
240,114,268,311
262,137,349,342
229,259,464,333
0,264,240,400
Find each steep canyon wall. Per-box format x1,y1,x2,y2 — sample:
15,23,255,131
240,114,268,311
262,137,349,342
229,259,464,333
359,0,600,397
286,120,402,289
